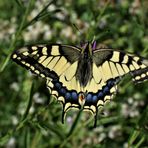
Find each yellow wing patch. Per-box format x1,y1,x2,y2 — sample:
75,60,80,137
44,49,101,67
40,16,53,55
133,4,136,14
64,61,78,81
51,45,60,55
102,61,113,81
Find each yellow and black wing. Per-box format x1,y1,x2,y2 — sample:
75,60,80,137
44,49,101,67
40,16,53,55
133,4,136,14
81,48,147,126
11,44,83,122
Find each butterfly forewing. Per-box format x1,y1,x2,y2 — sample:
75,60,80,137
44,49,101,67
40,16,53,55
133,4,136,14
12,44,80,77
93,49,148,83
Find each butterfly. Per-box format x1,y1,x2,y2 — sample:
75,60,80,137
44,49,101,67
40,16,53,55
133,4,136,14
11,41,148,127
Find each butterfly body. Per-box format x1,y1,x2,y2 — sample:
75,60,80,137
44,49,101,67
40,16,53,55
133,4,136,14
76,43,93,87
11,41,148,127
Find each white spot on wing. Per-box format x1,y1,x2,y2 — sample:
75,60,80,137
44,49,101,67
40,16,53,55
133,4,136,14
12,54,17,59
42,47,48,55
32,46,37,50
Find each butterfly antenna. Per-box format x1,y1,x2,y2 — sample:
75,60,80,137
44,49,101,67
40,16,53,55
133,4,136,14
72,23,87,47
92,36,96,43
72,23,82,35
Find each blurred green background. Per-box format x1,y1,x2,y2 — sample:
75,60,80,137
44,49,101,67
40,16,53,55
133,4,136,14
0,0,148,147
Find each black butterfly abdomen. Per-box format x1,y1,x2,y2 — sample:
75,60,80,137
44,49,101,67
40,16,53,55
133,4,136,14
76,53,93,87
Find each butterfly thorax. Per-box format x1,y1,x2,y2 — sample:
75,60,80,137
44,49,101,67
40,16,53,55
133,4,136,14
76,43,93,87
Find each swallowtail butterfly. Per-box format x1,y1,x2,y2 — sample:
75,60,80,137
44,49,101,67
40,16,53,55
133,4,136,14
11,41,148,127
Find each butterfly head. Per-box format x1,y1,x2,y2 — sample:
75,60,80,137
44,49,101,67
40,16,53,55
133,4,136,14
80,40,97,55
81,42,94,57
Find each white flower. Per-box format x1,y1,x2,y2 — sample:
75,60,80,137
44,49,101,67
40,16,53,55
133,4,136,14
33,92,44,104
18,105,26,115
98,133,106,142
29,106,35,114
108,125,121,139
121,104,129,117
23,21,52,42
94,125,104,133
128,97,133,104
10,82,19,92
6,137,16,148
0,18,16,42
61,26,76,41
11,116,18,125
48,4,56,11
66,116,73,125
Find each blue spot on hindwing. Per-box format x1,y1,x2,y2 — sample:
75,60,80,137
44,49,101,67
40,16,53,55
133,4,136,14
71,91,78,100
86,93,92,102
59,88,66,95
97,92,103,98
108,80,114,87
103,86,109,94
92,95,97,102
65,92,71,100
55,82,62,89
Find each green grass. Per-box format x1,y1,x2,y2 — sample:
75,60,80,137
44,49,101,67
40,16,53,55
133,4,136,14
0,0,148,147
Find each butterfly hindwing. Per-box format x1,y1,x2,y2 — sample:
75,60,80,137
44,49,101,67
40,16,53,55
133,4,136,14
83,78,119,127
46,79,81,123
